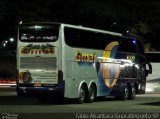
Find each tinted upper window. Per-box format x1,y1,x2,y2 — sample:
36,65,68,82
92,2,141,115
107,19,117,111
64,27,137,53
19,24,60,42
137,40,144,55
118,38,137,53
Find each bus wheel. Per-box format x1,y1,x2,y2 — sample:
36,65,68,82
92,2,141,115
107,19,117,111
38,97,48,102
78,85,86,104
88,84,96,103
17,89,24,96
121,85,129,100
16,87,25,96
129,85,136,100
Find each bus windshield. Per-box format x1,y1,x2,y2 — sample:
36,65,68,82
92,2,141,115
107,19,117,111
19,24,59,42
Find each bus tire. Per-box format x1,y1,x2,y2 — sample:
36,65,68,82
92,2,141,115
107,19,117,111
87,84,96,103
16,88,25,96
121,85,129,100
128,85,136,100
78,85,86,104
38,97,48,102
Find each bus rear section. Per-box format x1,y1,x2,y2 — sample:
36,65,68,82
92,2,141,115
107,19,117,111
16,23,64,98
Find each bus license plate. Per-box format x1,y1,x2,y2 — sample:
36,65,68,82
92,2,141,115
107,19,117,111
34,83,42,87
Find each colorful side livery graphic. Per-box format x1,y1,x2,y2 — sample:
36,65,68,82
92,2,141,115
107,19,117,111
97,41,120,95
21,44,55,55
127,55,136,61
75,51,96,62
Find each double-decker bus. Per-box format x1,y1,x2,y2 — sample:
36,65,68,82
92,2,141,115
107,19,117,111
16,22,152,103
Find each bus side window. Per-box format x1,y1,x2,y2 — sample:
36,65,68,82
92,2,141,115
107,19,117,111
128,39,137,53
137,40,146,63
118,38,137,53
64,28,79,47
137,40,144,55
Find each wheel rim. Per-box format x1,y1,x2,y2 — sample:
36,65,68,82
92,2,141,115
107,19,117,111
132,86,136,98
124,87,129,99
80,87,85,102
90,87,95,100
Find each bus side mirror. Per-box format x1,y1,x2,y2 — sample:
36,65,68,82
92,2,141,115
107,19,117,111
146,62,152,77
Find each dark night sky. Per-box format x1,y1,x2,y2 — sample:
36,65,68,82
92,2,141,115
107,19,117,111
0,0,160,51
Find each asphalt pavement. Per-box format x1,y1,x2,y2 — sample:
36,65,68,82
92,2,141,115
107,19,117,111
0,87,159,119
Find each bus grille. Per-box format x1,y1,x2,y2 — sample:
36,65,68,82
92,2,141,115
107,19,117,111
20,57,57,69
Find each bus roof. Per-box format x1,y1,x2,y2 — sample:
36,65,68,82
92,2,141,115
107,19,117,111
19,22,122,36
61,24,122,36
